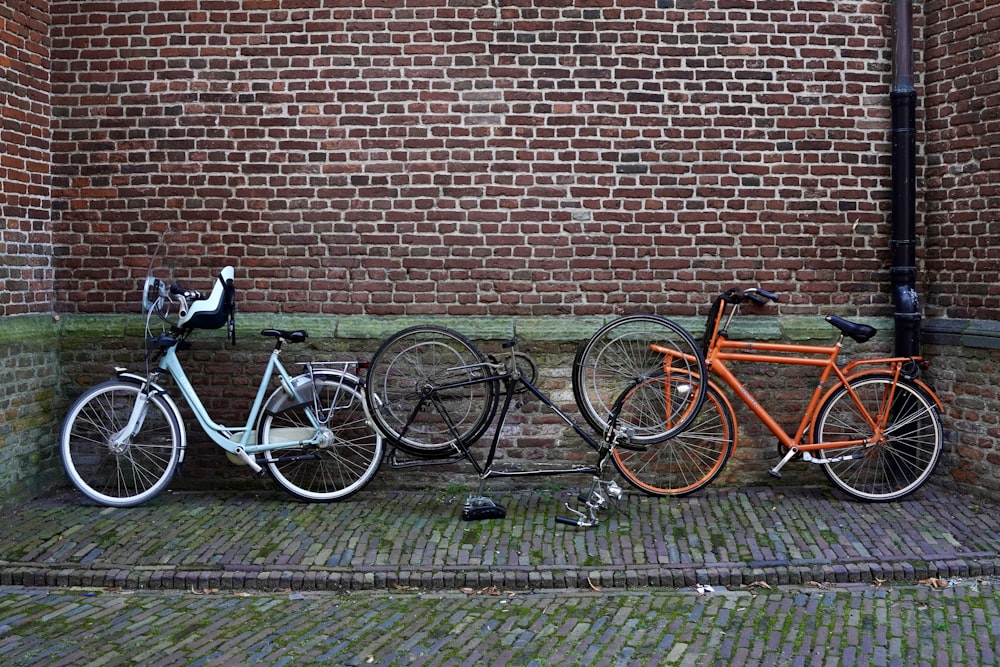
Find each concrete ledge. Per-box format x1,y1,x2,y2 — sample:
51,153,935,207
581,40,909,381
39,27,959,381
0,314,60,347
924,318,1000,351
48,313,899,346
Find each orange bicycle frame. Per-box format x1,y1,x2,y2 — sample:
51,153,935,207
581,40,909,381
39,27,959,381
708,337,889,453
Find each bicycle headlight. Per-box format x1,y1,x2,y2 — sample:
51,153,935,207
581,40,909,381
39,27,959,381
142,276,163,313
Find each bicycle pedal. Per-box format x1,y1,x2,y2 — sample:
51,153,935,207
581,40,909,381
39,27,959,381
462,503,507,521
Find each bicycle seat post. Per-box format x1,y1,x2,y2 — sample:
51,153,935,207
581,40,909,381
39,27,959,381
501,339,518,378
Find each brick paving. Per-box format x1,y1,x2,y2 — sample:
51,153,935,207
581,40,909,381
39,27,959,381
1,483,999,664
1,484,998,592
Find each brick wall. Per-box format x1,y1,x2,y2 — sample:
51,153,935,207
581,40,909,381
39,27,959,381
922,0,1000,321
0,1,61,508
0,0,993,505
49,0,896,319
920,0,1000,494
1,0,52,316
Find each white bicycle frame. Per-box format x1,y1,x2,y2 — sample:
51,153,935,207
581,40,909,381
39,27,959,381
119,340,359,474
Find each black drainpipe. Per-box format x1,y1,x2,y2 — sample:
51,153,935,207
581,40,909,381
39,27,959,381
890,0,921,357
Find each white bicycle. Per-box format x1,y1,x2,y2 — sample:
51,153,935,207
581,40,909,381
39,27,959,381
60,263,382,507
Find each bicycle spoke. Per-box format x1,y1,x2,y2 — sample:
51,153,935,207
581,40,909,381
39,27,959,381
61,381,181,507
261,374,382,502
814,376,942,501
573,314,708,445
613,383,734,496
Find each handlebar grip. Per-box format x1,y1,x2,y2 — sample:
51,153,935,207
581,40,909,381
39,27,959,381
756,289,780,302
169,284,204,300
555,516,582,527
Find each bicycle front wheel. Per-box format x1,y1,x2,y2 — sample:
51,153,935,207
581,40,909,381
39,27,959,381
813,375,943,501
60,380,182,507
364,325,500,456
573,314,707,443
612,380,735,496
259,374,382,502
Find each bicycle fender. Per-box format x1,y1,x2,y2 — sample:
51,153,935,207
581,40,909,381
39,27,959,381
709,379,740,453
114,370,189,463
263,369,362,416
840,369,944,412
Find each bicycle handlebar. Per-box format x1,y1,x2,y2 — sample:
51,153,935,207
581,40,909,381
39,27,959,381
168,283,205,302
723,287,780,306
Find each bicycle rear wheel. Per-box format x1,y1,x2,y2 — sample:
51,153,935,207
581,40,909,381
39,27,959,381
573,314,707,443
611,379,735,496
60,380,182,507
259,373,382,502
364,325,500,457
813,375,943,501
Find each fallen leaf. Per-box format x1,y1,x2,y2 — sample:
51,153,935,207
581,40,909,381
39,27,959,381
587,577,601,591
459,585,514,596
919,577,949,588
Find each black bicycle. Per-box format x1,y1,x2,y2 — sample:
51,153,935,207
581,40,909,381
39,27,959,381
362,323,707,526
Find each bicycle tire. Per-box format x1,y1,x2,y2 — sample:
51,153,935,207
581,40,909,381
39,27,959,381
573,314,708,443
813,374,943,501
259,373,383,502
364,325,500,456
612,379,735,496
60,380,182,507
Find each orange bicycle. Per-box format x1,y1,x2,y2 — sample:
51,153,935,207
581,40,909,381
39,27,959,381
572,287,945,501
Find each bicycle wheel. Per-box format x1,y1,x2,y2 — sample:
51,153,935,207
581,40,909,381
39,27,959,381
364,325,499,456
813,375,943,501
60,380,182,507
573,314,707,443
259,374,382,502
612,379,735,496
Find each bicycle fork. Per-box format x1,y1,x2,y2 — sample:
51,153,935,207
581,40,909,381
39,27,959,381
109,390,151,452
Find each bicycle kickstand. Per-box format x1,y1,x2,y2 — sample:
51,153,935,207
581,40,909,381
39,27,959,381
556,478,623,528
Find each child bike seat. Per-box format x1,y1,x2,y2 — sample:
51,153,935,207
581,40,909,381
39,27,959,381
179,267,235,330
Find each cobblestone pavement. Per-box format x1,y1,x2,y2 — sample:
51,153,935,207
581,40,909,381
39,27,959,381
1,483,999,665
1,582,999,666
1,485,998,592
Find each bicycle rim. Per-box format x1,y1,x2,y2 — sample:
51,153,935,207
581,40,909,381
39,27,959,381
612,381,735,496
364,325,499,455
60,381,181,507
261,376,382,502
573,314,707,443
814,376,943,501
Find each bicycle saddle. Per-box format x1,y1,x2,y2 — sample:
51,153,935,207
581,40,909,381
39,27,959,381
260,329,309,343
825,315,877,343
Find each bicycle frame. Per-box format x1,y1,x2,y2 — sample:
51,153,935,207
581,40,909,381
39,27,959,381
378,341,634,525
390,358,612,480
669,291,944,478
707,338,897,453
125,340,334,471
